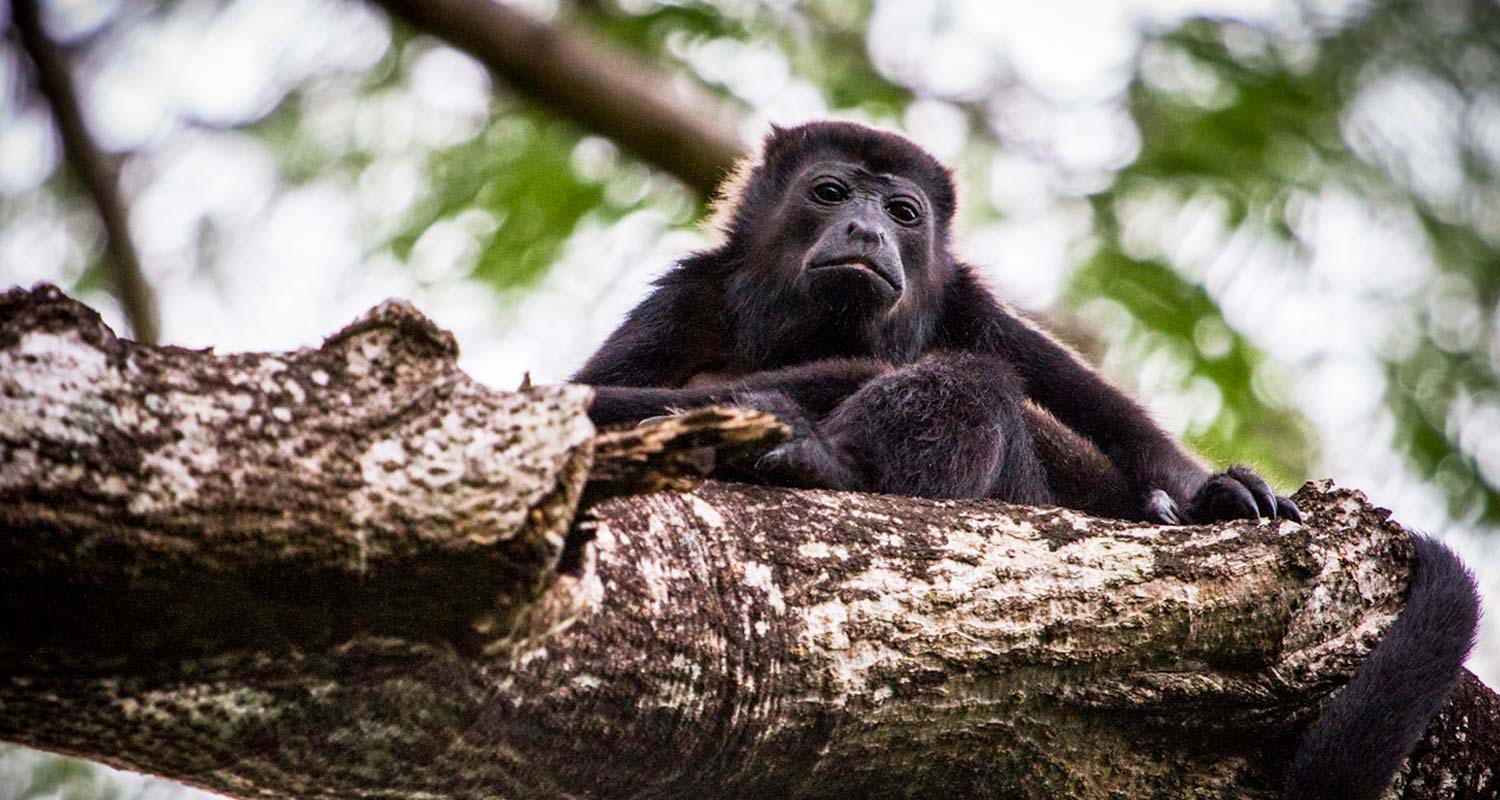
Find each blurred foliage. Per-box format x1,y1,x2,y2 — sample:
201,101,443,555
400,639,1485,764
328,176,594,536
578,0,910,120
391,112,608,289
0,745,126,800
1070,244,1316,484
1109,1,1500,520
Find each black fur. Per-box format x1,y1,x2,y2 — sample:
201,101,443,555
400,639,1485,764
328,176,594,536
574,120,1479,798
575,121,1296,522
1284,533,1480,800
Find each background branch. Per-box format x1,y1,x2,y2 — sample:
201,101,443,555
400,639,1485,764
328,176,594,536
370,0,747,196
11,0,160,344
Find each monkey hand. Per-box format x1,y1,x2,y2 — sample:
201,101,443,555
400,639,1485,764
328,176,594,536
1145,466,1302,524
725,390,861,491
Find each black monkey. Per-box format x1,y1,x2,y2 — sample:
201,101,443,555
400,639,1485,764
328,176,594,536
575,121,1481,798
576,120,1295,524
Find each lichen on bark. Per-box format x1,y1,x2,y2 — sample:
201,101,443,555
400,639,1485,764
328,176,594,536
1,284,595,661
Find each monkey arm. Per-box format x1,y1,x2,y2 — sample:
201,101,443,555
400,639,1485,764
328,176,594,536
995,314,1207,499
975,304,1297,523
571,276,725,388
583,358,893,426
571,310,691,388
590,356,1140,519
1021,401,1136,519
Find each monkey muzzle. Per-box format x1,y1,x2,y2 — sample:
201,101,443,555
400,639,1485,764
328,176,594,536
805,233,904,302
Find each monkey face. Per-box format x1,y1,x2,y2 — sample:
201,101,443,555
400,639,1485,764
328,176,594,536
716,123,957,366
774,161,936,316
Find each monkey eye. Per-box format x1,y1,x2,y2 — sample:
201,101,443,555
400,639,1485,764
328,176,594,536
811,180,849,204
886,198,922,225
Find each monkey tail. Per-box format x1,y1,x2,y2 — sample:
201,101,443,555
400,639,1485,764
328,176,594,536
1284,532,1481,800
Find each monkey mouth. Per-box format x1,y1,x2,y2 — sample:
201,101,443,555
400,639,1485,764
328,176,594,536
808,256,900,293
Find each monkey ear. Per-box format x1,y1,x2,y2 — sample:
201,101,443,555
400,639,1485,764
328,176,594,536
760,123,817,171
762,123,791,153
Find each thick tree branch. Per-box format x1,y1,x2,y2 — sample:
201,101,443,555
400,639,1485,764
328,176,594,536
0,285,1495,799
0,285,598,661
369,0,747,196
11,0,161,344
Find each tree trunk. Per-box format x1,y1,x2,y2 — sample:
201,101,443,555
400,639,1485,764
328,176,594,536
0,284,1494,799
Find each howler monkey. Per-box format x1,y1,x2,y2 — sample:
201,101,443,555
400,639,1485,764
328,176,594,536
574,121,1480,800
576,120,1294,524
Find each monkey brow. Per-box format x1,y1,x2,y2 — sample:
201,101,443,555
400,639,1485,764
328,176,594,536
800,160,927,204
806,160,905,187
846,165,902,187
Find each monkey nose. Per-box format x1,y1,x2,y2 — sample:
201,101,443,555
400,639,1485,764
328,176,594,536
846,220,884,245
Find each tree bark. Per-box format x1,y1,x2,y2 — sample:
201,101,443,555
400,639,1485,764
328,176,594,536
368,0,747,196
0,284,1495,799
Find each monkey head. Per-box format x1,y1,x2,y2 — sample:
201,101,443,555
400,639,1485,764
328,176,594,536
717,122,959,365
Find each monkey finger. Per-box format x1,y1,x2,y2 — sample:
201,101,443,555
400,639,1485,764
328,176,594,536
1227,466,1279,519
1276,496,1303,523
755,439,842,490
752,444,808,487
1191,474,1260,522
1144,489,1182,524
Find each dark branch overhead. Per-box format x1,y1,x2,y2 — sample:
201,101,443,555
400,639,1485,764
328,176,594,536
11,0,161,344
371,0,748,196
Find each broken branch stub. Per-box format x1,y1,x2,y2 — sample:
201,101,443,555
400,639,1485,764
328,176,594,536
0,284,595,660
